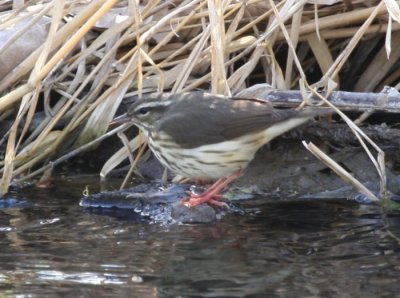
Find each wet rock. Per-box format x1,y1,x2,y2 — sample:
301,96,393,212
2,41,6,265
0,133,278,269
80,181,243,224
301,176,400,205
0,197,29,208
171,203,216,224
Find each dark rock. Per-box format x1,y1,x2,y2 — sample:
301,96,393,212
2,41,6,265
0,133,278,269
301,176,400,205
0,197,29,208
80,181,244,224
171,203,216,224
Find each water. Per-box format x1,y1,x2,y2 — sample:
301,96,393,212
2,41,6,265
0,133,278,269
0,178,399,297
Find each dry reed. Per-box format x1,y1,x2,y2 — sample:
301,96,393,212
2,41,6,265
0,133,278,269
0,0,399,198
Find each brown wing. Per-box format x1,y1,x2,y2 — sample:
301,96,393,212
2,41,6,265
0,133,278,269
156,93,300,149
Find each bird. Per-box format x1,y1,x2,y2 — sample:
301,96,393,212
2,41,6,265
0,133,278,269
116,92,327,207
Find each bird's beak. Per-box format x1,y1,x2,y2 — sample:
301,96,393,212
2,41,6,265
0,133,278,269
110,113,131,126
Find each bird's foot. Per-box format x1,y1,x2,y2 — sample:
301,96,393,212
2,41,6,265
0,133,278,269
181,171,242,208
183,194,227,208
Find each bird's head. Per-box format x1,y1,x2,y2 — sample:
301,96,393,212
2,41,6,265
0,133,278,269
123,96,173,132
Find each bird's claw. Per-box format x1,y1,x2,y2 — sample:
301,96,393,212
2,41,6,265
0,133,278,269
182,195,228,208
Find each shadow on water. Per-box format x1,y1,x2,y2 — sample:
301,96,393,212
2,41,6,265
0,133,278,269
0,177,400,297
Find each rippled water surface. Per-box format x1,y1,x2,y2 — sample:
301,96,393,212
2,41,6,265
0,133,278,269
1,178,400,297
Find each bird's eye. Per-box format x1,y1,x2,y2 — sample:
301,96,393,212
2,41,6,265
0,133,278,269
138,107,150,115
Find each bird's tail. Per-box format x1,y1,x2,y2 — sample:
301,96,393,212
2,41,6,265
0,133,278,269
263,107,332,142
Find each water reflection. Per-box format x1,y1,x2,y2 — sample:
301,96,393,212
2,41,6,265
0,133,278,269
0,181,399,297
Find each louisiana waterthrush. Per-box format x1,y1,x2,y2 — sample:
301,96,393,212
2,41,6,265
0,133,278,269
118,92,325,207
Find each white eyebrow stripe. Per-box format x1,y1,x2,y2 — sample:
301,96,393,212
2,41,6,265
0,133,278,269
134,100,172,111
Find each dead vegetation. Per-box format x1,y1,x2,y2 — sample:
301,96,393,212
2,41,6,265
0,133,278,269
0,0,399,199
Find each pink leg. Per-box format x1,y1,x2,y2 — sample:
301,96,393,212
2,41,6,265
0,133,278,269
190,177,226,198
182,171,242,207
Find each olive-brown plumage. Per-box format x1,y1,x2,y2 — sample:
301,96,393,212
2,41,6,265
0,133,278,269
122,92,320,206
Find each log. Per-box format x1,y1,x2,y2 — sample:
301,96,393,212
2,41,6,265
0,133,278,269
236,84,400,113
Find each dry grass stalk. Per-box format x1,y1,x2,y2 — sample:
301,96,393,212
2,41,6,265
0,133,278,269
303,141,380,202
303,81,387,200
0,0,398,196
